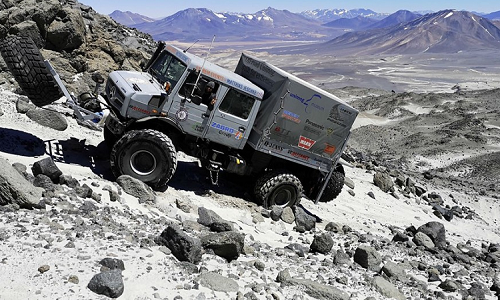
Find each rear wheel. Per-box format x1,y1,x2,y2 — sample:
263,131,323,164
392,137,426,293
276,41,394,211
110,129,177,189
318,171,345,202
254,170,303,208
0,35,62,106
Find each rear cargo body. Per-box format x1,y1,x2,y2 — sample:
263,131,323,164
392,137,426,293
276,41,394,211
235,53,359,172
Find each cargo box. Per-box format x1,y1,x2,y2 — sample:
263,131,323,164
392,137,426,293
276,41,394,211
235,53,359,172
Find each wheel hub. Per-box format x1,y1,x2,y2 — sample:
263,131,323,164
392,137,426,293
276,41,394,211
130,150,157,176
271,184,296,207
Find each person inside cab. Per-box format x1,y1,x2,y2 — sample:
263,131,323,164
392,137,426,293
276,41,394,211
202,81,217,110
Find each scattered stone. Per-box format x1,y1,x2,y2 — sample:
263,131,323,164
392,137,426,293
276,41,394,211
354,245,382,271
310,232,334,254
26,108,68,131
0,158,44,208
68,275,79,284
325,222,342,233
155,225,202,264
201,231,245,262
199,272,239,293
99,258,125,271
87,269,124,298
197,207,233,232
116,175,156,203
417,222,447,249
373,171,394,193
281,207,295,224
294,206,316,231
38,265,50,273
413,232,435,250
372,276,405,300
31,157,62,183
270,205,284,221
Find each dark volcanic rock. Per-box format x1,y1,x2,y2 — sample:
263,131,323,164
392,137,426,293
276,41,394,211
116,175,155,203
310,232,334,254
294,206,316,231
0,158,43,208
26,109,68,131
156,225,202,264
354,245,382,271
373,171,394,193
197,207,234,232
31,157,63,183
87,269,124,298
99,258,125,271
201,231,245,262
417,222,447,249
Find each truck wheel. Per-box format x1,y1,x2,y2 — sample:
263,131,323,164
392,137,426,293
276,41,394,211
318,171,345,202
110,129,177,189
0,35,62,107
254,170,303,208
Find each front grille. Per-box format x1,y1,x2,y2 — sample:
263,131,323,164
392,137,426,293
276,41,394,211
106,81,125,110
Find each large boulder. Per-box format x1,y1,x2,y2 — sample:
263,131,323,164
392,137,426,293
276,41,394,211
116,175,155,203
87,269,124,298
155,225,202,264
417,221,447,249
201,231,245,262
354,245,382,271
26,109,68,131
0,158,43,208
46,7,86,51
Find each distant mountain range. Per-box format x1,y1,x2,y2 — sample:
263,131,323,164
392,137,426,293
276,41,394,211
316,10,500,55
109,7,500,54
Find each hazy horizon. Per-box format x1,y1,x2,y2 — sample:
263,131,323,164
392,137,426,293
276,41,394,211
79,0,499,19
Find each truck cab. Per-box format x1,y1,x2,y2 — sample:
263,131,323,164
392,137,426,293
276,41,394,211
104,43,264,151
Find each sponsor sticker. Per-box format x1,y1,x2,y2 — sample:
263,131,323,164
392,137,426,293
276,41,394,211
298,136,316,150
263,140,284,152
281,110,301,123
235,131,243,140
274,126,291,137
324,143,336,155
211,122,235,134
192,124,204,132
176,108,188,121
288,150,310,161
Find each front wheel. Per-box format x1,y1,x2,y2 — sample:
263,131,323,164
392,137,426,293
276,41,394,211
254,170,303,209
110,129,177,189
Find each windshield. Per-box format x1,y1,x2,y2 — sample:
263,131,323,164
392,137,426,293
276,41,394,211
148,51,187,88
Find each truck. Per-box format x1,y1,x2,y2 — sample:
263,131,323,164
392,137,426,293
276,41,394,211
0,36,358,208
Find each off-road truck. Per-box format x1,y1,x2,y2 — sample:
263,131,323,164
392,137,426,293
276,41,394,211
0,36,359,208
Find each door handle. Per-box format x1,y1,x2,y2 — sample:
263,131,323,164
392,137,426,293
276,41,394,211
238,126,245,132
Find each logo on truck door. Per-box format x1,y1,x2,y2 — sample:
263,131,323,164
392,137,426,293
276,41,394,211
298,136,316,150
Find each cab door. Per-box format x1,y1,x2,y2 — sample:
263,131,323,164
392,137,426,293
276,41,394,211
204,88,258,149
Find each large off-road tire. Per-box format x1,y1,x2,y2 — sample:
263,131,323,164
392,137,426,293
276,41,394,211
318,171,345,202
0,35,62,107
254,170,303,208
110,129,177,189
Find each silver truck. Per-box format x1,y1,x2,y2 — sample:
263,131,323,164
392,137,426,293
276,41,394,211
103,42,358,207
0,36,358,208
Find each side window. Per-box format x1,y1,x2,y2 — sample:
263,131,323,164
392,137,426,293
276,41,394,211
178,71,218,106
219,89,255,120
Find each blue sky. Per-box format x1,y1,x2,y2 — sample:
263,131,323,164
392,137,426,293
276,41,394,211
79,0,499,18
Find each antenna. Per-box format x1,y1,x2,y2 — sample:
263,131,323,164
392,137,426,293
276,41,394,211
183,39,199,53
190,35,216,98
